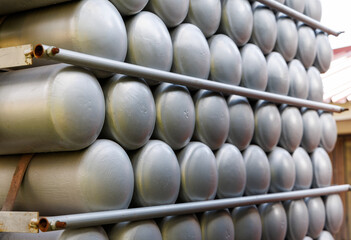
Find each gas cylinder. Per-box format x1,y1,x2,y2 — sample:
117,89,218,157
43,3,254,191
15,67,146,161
314,32,333,73
208,34,242,86
251,4,277,55
146,0,189,27
284,200,309,240
259,202,287,240
200,210,235,240
193,90,230,150
301,109,321,153
177,142,218,202
59,227,109,240
311,147,332,188
324,194,344,235
305,197,326,239
232,205,262,240
317,231,335,240
320,112,337,153
131,140,180,207
0,140,134,215
275,15,298,61
171,23,211,79
227,96,254,151
266,51,290,95
0,64,105,154
288,59,309,99
153,83,195,150
279,105,303,153
109,0,148,15
125,11,173,71
253,101,282,152
296,25,317,68
292,147,313,190
242,145,271,195
160,215,202,240
215,144,246,198
304,237,313,240
186,0,221,37
219,0,253,46
268,147,296,193
100,75,155,150
108,220,162,240
307,67,324,102
240,44,268,91
304,0,322,21
285,0,305,13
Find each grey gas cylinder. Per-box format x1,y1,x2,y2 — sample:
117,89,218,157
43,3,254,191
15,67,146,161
186,0,221,37
171,23,211,79
304,237,313,240
288,59,309,99
307,66,324,102
100,75,155,150
259,202,287,240
242,145,271,196
279,105,303,153
108,220,162,240
153,83,195,150
284,200,309,240
219,0,253,46
177,142,218,202
324,194,344,235
125,11,173,71
109,0,148,15
193,90,230,150
251,4,277,55
227,96,254,151
0,64,105,154
160,215,202,240
314,32,333,73
311,147,332,188
0,0,72,15
292,147,313,190
0,140,134,215
285,0,305,13
275,16,298,61
266,52,290,95
0,0,127,72
317,231,335,240
59,227,109,240
268,147,296,193
301,109,321,153
305,197,326,239
0,231,63,240
240,43,268,91
253,101,282,152
200,210,235,240
232,205,262,240
215,144,246,198
131,140,180,207
146,0,189,27
304,0,322,21
296,25,317,68
320,112,337,153
208,34,242,86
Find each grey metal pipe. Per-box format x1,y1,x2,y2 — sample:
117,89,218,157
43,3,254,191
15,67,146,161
33,45,346,113
0,0,73,15
38,184,350,232
255,0,343,36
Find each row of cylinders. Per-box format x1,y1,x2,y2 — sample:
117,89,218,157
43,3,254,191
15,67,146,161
0,195,344,240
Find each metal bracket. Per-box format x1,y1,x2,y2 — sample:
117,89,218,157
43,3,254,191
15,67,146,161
0,44,33,69
0,211,39,233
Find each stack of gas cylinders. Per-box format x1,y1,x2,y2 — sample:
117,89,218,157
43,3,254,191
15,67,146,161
0,0,343,239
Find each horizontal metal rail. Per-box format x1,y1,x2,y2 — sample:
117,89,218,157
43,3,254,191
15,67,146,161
33,45,346,113
256,0,343,36
38,184,351,232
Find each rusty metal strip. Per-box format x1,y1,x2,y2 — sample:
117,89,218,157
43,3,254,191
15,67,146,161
1,154,34,212
0,211,39,233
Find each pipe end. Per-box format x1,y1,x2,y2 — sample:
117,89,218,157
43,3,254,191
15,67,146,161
38,218,50,232
341,107,349,113
33,44,44,58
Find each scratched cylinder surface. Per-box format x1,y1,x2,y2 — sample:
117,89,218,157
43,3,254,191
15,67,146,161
316,231,335,240
292,147,313,190
259,202,287,240
100,75,155,150
109,0,148,15
208,34,242,86
131,140,180,207
160,215,202,240
296,25,317,69
311,147,332,188
305,197,326,239
177,142,218,202
59,227,109,240
232,205,262,240
153,83,195,150
275,16,298,62
285,0,305,13
200,210,235,240
307,67,323,102
266,52,290,95
108,220,162,240
304,0,322,21
284,200,309,240
0,140,134,215
279,106,303,153
288,59,309,99
324,194,344,235
320,112,337,153
193,90,230,150
0,64,104,154
301,109,321,153
314,33,333,73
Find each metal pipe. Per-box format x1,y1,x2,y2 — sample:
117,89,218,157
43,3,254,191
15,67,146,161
33,45,346,113
256,0,343,36
38,184,350,232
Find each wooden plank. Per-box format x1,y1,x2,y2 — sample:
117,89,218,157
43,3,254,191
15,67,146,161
0,45,33,69
0,211,38,233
